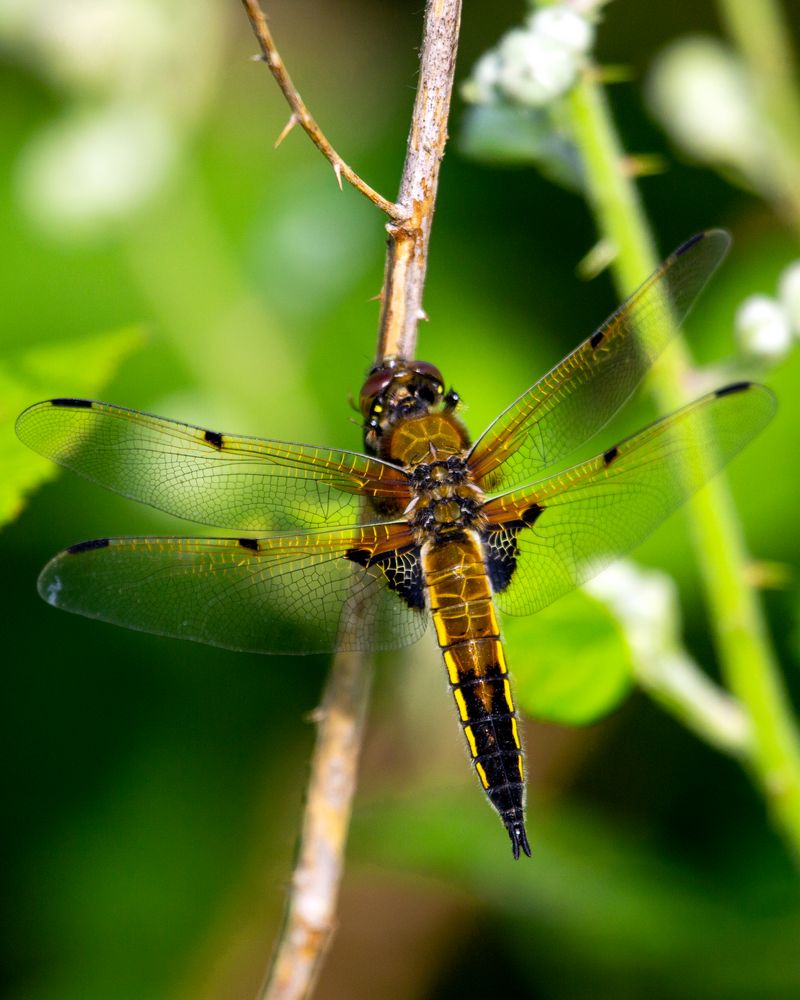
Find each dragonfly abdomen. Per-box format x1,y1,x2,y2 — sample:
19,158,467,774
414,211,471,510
422,532,530,859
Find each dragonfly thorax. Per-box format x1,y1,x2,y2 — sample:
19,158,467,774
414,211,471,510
408,469,485,540
410,455,468,489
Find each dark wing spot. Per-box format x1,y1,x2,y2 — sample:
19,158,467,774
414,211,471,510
51,398,93,408
204,429,224,449
67,538,110,554
603,445,619,466
484,505,544,592
675,232,705,257
484,526,520,593
344,547,372,567
589,331,604,349
237,538,259,551
715,381,751,397
521,503,543,526
345,544,424,609
381,546,425,609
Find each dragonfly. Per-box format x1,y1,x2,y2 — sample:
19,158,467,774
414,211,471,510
17,230,775,859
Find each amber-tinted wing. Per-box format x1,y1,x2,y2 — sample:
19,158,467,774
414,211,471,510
16,399,411,531
469,231,730,494
482,382,775,616
38,522,427,654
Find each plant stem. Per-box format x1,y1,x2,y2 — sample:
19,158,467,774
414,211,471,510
565,68,800,865
716,0,800,236
259,650,372,1000
634,650,750,757
244,3,463,997
376,2,463,360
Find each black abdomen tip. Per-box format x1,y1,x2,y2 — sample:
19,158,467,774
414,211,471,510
506,817,532,860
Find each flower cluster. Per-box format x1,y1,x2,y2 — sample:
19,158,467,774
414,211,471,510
462,5,595,109
646,37,769,190
735,260,800,363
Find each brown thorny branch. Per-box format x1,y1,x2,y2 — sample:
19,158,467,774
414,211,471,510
241,3,463,999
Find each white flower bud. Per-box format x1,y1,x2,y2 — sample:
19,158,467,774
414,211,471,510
735,294,792,361
16,103,177,239
777,260,800,337
462,50,502,105
528,6,595,55
647,37,766,178
497,26,578,107
585,561,675,659
0,0,168,94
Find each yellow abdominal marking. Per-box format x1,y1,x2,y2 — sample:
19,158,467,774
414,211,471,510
453,688,469,721
511,716,521,749
464,725,478,756
503,678,515,712
475,762,490,789
496,644,508,675
432,613,451,647
444,649,459,685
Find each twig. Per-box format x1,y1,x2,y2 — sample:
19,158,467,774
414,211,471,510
258,650,372,1000
376,3,463,360
241,0,401,218
635,650,750,757
249,3,463,998
564,65,800,866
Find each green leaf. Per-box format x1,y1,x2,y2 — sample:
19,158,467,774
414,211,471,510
459,104,582,188
0,326,145,529
503,588,634,725
354,790,800,995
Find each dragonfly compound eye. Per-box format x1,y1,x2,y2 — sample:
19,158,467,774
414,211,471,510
359,365,397,417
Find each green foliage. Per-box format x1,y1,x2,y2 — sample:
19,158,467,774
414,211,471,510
506,589,633,725
460,104,581,188
354,790,800,999
4,1,800,999
0,327,143,528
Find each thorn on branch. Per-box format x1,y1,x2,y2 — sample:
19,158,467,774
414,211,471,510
241,0,399,218
275,113,299,148
621,153,667,178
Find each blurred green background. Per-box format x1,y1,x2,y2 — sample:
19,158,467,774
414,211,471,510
3,1,800,998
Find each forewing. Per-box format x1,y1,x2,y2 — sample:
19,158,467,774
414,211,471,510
482,382,775,616
38,523,428,654
16,399,411,531
469,231,731,493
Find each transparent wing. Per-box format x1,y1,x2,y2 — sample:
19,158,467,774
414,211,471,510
17,399,411,531
469,230,731,493
482,382,775,616
38,522,428,654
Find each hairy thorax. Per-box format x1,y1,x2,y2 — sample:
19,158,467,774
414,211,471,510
387,413,487,545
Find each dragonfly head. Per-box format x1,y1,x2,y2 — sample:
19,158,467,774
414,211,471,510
360,358,452,454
